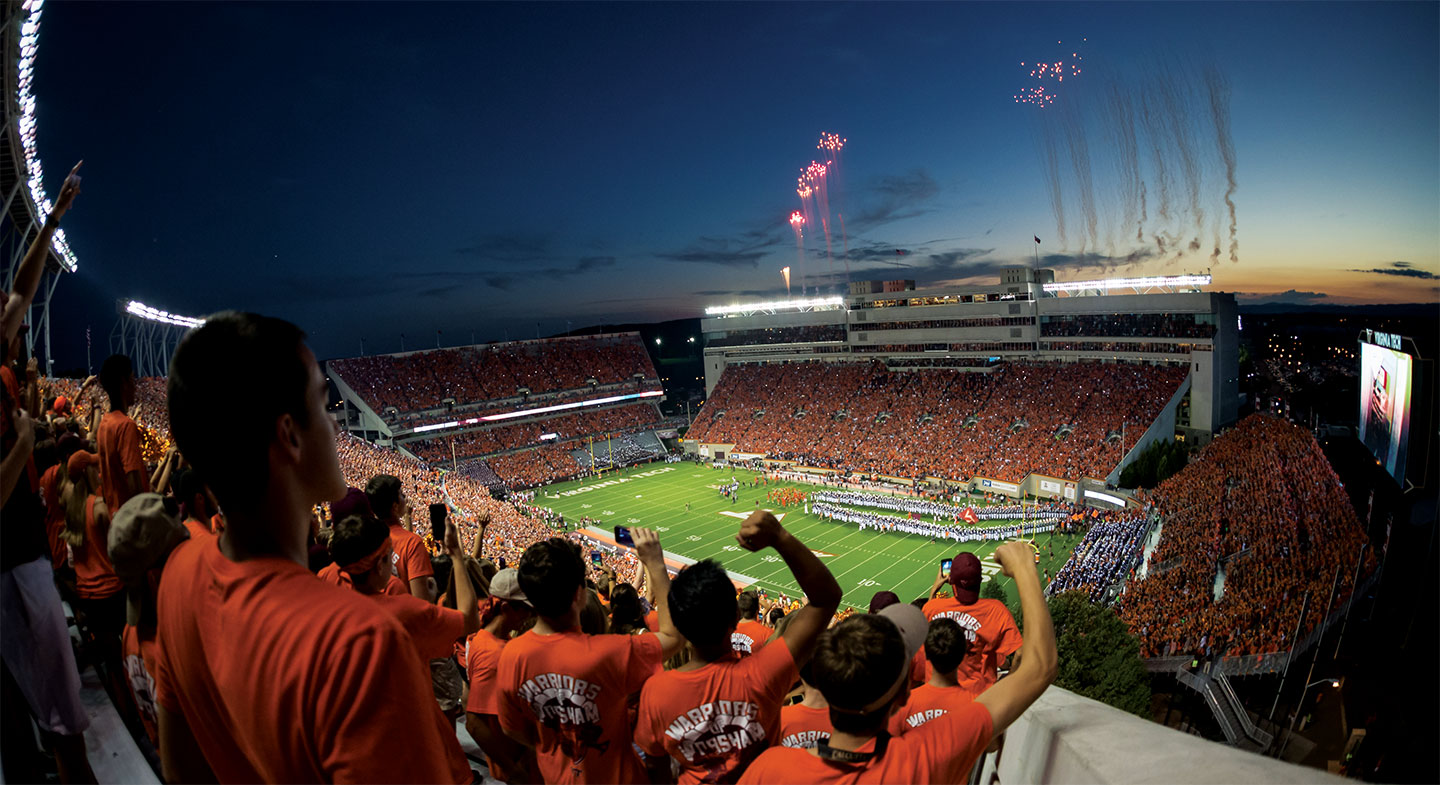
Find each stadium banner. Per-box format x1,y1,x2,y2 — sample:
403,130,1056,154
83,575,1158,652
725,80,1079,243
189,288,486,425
1039,479,1063,494
977,477,1020,495
1064,484,1077,501
731,452,766,460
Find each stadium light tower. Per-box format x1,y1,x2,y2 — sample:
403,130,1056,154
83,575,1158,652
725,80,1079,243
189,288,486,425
111,299,205,377
2,0,84,374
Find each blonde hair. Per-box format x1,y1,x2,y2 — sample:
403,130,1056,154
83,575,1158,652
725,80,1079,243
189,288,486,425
61,470,96,548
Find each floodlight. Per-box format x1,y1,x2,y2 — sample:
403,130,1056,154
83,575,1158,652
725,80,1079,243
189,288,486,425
704,296,844,316
125,300,205,328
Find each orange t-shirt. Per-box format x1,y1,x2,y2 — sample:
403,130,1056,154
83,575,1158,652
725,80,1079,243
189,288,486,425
370,592,466,661
644,609,659,633
316,563,409,596
210,513,225,535
636,642,797,783
779,703,832,749
182,517,214,542
39,465,67,570
97,410,148,516
389,523,434,591
74,495,123,599
888,683,975,736
122,624,160,746
497,629,664,784
731,619,772,656
153,537,469,784
466,628,512,781
465,629,508,715
737,700,993,785
920,596,1022,694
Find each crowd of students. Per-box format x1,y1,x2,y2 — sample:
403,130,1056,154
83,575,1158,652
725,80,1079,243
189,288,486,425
686,360,1187,484
1115,414,1374,659
329,335,656,418
4,311,1059,783
409,402,663,464
1040,313,1218,339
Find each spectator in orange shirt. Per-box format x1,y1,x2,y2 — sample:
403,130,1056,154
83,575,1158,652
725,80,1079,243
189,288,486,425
96,353,149,516
923,553,1022,694
778,661,832,750
173,469,216,542
465,568,540,784
61,449,131,714
497,529,684,783
155,311,466,783
366,474,437,601
636,510,842,783
107,492,191,748
739,542,1057,784
732,590,772,656
888,618,975,736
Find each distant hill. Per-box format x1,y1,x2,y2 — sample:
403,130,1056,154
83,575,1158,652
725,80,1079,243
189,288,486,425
1238,301,1438,318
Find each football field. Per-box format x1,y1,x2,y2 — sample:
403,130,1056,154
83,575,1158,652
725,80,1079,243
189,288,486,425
537,462,1082,611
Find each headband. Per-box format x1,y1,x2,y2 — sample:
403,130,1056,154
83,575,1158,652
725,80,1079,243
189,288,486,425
339,540,389,579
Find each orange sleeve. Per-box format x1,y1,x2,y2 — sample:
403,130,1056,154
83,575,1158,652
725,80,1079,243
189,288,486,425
409,605,466,660
405,540,434,581
315,626,458,783
749,634,798,705
465,636,502,715
495,649,532,742
119,418,148,480
993,608,1023,658
622,633,664,693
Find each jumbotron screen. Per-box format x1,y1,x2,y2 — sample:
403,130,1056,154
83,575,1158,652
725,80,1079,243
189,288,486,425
1358,341,1414,481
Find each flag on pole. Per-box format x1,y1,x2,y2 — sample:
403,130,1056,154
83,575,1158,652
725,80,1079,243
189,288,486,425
1034,236,1041,244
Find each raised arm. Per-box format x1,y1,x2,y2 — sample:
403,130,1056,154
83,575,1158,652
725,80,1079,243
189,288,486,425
1,409,35,505
631,527,683,658
446,518,480,635
736,510,841,665
2,162,80,348
470,512,489,560
975,541,1058,734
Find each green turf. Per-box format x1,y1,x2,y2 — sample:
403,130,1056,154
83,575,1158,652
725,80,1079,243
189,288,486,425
537,463,1083,612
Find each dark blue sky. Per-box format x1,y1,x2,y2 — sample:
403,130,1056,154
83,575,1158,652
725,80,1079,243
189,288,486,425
33,2,1439,365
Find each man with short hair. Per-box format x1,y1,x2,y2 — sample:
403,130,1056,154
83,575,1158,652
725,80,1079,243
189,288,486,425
779,661,832,750
154,311,465,783
731,590,772,655
922,552,1022,694
96,353,149,518
636,510,842,782
888,618,974,736
465,568,540,784
365,474,436,601
739,542,1056,784
497,529,684,783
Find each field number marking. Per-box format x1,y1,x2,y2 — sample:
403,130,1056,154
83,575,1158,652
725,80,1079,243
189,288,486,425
688,535,703,542
856,579,878,587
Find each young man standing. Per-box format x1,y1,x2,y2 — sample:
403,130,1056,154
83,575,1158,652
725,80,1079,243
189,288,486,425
635,510,841,783
923,552,1022,694
155,312,466,783
731,590,772,656
888,618,974,735
96,354,149,518
365,474,436,601
465,568,539,784
739,542,1056,784
497,529,683,783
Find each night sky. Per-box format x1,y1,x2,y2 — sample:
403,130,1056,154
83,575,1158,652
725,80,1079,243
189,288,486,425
30,2,1439,365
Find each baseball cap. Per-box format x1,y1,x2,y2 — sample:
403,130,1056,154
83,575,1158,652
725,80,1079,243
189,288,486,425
868,590,901,614
108,493,190,626
330,487,372,522
949,552,982,604
53,395,69,414
877,603,929,669
489,568,529,603
66,450,98,480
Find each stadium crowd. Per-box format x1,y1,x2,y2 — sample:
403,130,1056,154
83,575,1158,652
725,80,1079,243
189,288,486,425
1040,313,1218,339
1115,414,1374,659
329,335,657,418
3,312,1058,782
687,360,1187,483
409,402,663,463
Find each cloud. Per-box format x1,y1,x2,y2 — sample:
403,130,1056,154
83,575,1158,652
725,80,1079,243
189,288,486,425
575,256,617,272
1347,261,1438,280
1235,290,1330,304
845,169,940,232
656,230,783,268
452,233,551,263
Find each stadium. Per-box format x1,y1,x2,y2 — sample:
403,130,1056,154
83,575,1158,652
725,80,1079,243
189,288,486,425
4,2,1437,784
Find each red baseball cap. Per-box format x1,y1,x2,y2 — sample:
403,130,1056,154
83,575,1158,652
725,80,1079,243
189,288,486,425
66,450,98,480
53,395,70,414
949,552,982,604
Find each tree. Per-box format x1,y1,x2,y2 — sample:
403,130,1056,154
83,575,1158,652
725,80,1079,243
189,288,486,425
1118,438,1188,489
1047,590,1152,717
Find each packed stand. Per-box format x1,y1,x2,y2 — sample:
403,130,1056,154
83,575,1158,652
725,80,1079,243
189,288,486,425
1115,414,1374,659
329,334,657,419
706,324,846,347
408,402,663,463
687,360,1187,483
1040,313,1218,339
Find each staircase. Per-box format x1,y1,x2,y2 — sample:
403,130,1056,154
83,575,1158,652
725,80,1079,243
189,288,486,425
1176,667,1274,752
